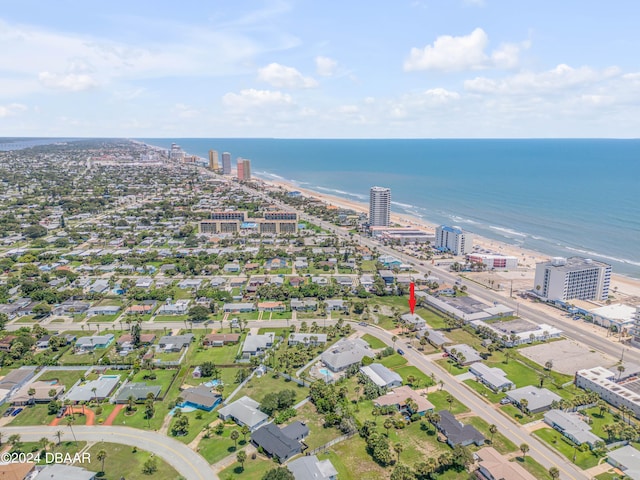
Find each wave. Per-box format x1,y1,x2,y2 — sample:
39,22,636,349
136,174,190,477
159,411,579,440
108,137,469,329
564,247,640,267
253,171,305,187
449,215,480,225
489,225,528,238
391,201,420,210
314,186,368,201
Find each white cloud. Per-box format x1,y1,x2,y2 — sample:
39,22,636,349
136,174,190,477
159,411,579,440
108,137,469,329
337,105,359,114
38,72,99,91
464,64,620,94
174,103,200,118
222,88,293,110
315,56,338,77
404,28,528,72
0,103,27,117
257,63,317,88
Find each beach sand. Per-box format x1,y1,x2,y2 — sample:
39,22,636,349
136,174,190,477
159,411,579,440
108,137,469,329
258,177,640,300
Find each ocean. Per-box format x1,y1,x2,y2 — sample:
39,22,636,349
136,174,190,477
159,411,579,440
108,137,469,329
139,138,640,279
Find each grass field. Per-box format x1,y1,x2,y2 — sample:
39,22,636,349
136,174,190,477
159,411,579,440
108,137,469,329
379,354,408,368
428,390,470,415
130,368,177,395
434,358,469,375
235,372,308,406
198,425,249,464
84,441,180,479
394,365,434,388
533,427,602,469
513,456,553,479
218,453,274,479
8,405,56,426
465,416,517,455
361,333,387,349
39,369,87,389
463,379,505,403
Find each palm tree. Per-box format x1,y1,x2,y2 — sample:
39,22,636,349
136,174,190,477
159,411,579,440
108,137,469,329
393,442,403,463
545,360,553,371
489,424,498,444
236,450,247,471
66,415,77,445
446,394,454,411
55,430,63,446
520,443,529,459
519,398,529,416
618,364,626,380
598,400,607,417
97,449,107,473
240,425,250,443
504,351,511,364
384,418,394,437
91,387,98,403
392,335,398,349
230,430,240,450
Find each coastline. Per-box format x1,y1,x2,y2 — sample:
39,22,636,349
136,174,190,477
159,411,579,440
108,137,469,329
251,174,640,299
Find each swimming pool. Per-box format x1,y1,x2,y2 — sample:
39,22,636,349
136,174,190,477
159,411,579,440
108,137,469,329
203,379,221,388
318,368,331,376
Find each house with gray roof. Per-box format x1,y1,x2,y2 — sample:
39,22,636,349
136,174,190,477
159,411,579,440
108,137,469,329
444,344,482,365
86,305,120,317
325,299,347,311
223,302,256,313
321,338,374,373
178,385,222,412
360,363,402,389
469,363,514,392
218,396,269,431
288,455,338,480
115,383,162,404
544,409,600,448
75,334,115,352
607,445,640,480
506,386,561,414
418,329,451,347
66,375,120,402
34,464,96,480
437,410,485,447
251,421,309,462
401,313,427,331
290,299,317,311
158,334,194,352
242,332,275,357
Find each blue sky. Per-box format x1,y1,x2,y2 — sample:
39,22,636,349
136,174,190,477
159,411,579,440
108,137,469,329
1,0,639,138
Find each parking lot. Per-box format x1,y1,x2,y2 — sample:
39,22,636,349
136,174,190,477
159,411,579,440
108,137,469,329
519,339,615,375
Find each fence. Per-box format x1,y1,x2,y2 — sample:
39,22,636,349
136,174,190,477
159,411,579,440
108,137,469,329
306,431,356,456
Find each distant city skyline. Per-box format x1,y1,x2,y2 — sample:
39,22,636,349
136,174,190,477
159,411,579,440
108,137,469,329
1,1,640,138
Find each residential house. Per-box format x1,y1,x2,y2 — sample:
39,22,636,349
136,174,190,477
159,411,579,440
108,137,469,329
135,277,153,289
250,421,309,463
116,333,156,345
417,329,451,348
65,374,120,402
115,383,162,404
86,305,121,317
0,462,36,480
223,303,256,313
53,300,90,316
0,335,16,353
223,263,241,273
607,445,640,480
374,386,434,416
178,385,222,412
325,299,348,311
218,396,269,430
400,313,427,331
178,278,203,290
321,338,374,373
158,334,194,352
378,270,395,285
287,455,338,480
289,276,305,287
543,410,600,448
444,344,482,365
75,334,115,353
242,332,275,357
257,301,286,313
506,386,561,414
437,410,485,447
335,276,353,287
290,299,317,311
34,464,97,480
311,276,329,285
469,363,514,392
156,299,191,315
360,363,403,389
475,446,537,480
203,333,241,347
11,380,64,405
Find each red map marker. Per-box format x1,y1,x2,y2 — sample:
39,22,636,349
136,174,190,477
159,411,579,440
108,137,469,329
408,282,416,314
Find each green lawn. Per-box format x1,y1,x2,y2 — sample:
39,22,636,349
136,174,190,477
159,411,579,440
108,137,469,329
393,366,434,388
189,342,242,365
154,314,189,322
234,373,308,407
444,328,485,350
414,306,449,330
434,358,469,375
218,453,274,479
533,427,603,469
197,425,249,464
130,369,178,396
361,334,387,349
463,379,505,403
86,314,120,323
379,354,408,368
360,260,377,272
318,436,388,480
170,408,219,444
84,441,181,479
9,405,56,426
39,370,87,389
111,403,169,431
500,404,540,425
428,390,470,415
513,456,553,480
295,402,342,450
465,416,517,454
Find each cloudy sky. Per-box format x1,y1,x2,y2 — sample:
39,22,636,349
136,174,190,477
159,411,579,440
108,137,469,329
1,0,639,138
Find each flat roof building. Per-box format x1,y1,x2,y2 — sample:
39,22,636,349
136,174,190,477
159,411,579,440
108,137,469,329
435,225,472,255
369,186,390,227
533,256,611,302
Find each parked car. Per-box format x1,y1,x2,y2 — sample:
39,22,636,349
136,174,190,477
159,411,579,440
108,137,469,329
358,322,368,326
397,348,405,356
3,407,15,417
56,407,66,418
406,344,413,348
500,398,511,405
442,352,450,357
11,408,23,416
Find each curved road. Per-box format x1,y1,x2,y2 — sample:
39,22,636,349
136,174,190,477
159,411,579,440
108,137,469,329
0,425,216,480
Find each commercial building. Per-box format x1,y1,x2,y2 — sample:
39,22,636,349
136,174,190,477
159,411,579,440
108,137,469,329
237,158,251,181
208,149,219,171
222,152,231,174
435,225,472,255
467,254,518,270
576,366,640,418
369,186,391,227
199,211,298,235
533,256,611,302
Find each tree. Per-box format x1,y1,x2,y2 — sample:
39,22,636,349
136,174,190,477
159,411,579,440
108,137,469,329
548,466,560,479
97,449,107,473
489,424,498,444
520,443,530,459
545,360,553,371
392,335,398,349
142,457,158,475
199,361,219,378
33,303,52,318
446,394,454,411
230,429,240,450
384,418,394,437
393,442,404,463
55,430,62,446
188,305,210,323
618,364,626,380
262,467,295,480
390,464,415,480
241,425,250,443
28,387,36,405
236,450,247,471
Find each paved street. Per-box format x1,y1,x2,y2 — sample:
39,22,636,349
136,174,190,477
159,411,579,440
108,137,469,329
0,425,217,480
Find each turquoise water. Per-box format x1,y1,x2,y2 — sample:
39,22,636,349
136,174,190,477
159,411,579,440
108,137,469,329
139,138,640,278
319,368,331,376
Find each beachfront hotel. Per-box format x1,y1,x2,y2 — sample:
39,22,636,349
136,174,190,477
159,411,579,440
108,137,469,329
533,256,611,302
237,158,252,181
208,149,219,171
435,225,472,255
222,152,232,174
369,186,391,227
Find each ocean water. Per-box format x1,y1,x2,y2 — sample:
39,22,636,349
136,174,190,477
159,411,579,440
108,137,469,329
139,138,640,278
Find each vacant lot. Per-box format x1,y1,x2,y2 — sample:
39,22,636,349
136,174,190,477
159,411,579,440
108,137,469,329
519,339,614,375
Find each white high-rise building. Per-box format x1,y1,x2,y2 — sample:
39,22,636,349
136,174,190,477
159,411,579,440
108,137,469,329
369,186,391,227
533,256,611,302
435,225,472,255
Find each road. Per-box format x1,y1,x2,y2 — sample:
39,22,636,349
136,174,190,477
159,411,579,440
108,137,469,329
0,425,217,480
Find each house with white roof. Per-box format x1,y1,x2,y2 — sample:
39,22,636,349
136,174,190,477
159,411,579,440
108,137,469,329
360,363,402,388
321,338,374,372
218,396,269,431
469,363,514,392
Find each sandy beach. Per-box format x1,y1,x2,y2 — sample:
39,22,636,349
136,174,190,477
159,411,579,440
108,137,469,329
256,176,640,300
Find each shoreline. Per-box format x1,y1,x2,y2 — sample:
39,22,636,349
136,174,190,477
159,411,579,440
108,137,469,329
250,173,640,299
